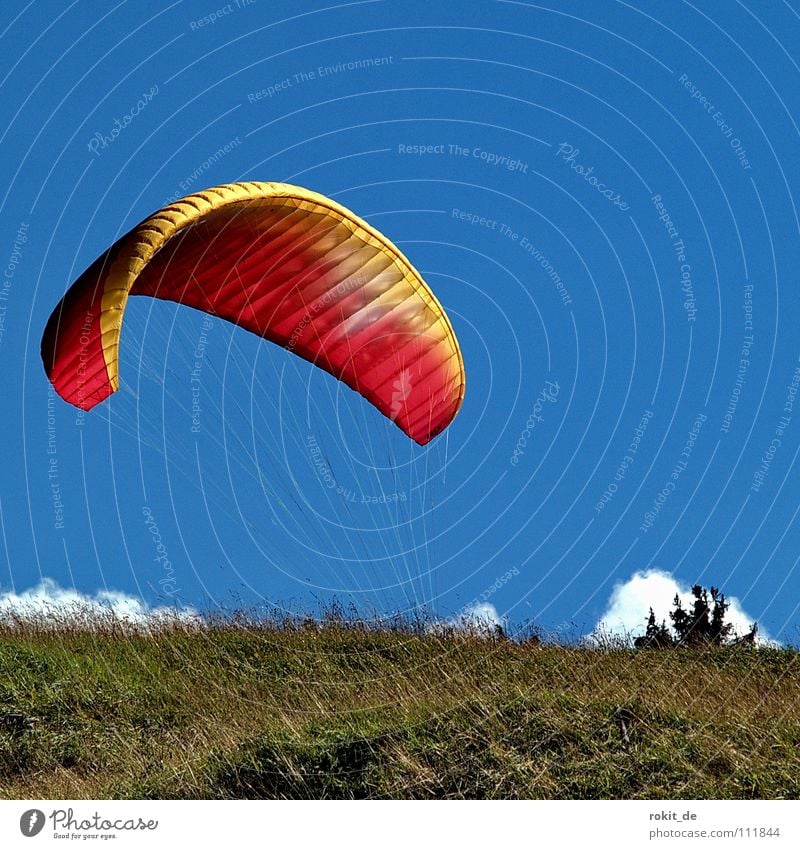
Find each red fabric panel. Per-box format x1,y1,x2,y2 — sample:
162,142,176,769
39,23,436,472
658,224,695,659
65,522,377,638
41,251,114,410
131,202,460,443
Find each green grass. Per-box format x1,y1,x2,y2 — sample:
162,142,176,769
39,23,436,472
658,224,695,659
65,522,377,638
0,615,798,799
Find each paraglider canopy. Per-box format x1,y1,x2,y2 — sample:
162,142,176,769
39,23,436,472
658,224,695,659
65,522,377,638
41,182,465,444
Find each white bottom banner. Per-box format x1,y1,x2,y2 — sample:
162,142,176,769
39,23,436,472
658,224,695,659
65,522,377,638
0,799,797,848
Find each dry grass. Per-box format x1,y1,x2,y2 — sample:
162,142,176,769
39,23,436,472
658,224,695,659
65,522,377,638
0,610,798,799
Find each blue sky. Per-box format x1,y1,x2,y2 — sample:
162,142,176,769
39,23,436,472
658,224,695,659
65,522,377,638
2,0,800,640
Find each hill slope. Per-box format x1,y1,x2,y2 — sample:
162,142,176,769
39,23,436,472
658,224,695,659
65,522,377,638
1,621,798,799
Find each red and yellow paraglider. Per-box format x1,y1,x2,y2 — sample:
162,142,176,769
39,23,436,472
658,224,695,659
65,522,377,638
41,182,465,444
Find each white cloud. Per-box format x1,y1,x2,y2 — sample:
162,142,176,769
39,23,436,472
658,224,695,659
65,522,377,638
449,602,505,633
0,578,199,630
594,569,772,645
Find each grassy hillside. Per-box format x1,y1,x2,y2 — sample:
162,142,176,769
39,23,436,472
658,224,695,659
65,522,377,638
0,615,798,799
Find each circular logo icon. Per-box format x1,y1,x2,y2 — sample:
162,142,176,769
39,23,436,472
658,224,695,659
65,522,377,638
19,810,45,837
